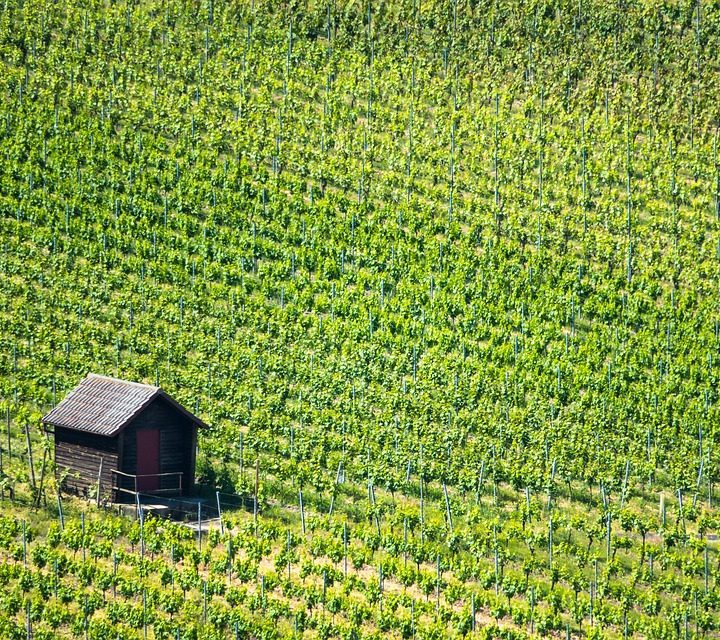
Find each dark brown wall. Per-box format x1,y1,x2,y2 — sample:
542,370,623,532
119,396,196,495
54,427,118,500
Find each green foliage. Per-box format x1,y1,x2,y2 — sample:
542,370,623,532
0,0,718,637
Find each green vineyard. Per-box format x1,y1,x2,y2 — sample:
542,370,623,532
1,0,720,637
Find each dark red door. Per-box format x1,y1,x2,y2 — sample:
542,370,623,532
136,429,160,492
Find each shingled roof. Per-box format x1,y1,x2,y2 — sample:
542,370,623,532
42,374,207,436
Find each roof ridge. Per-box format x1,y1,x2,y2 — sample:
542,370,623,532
86,373,160,391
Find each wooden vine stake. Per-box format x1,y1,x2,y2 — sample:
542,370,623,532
6,405,10,458
56,487,64,530
197,501,202,551
299,490,305,534
442,482,453,533
35,445,48,508
96,456,104,508
25,422,36,492
254,457,259,532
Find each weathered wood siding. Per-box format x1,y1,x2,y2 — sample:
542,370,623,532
54,427,118,499
119,396,195,495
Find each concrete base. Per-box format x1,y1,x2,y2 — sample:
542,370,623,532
116,503,171,519
184,517,222,533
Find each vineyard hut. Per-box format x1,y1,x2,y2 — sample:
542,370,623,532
42,374,207,502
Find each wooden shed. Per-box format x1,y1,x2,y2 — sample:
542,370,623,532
42,374,207,502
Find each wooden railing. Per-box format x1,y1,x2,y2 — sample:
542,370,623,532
111,469,183,496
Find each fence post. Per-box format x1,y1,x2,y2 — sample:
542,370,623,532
216,491,223,535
